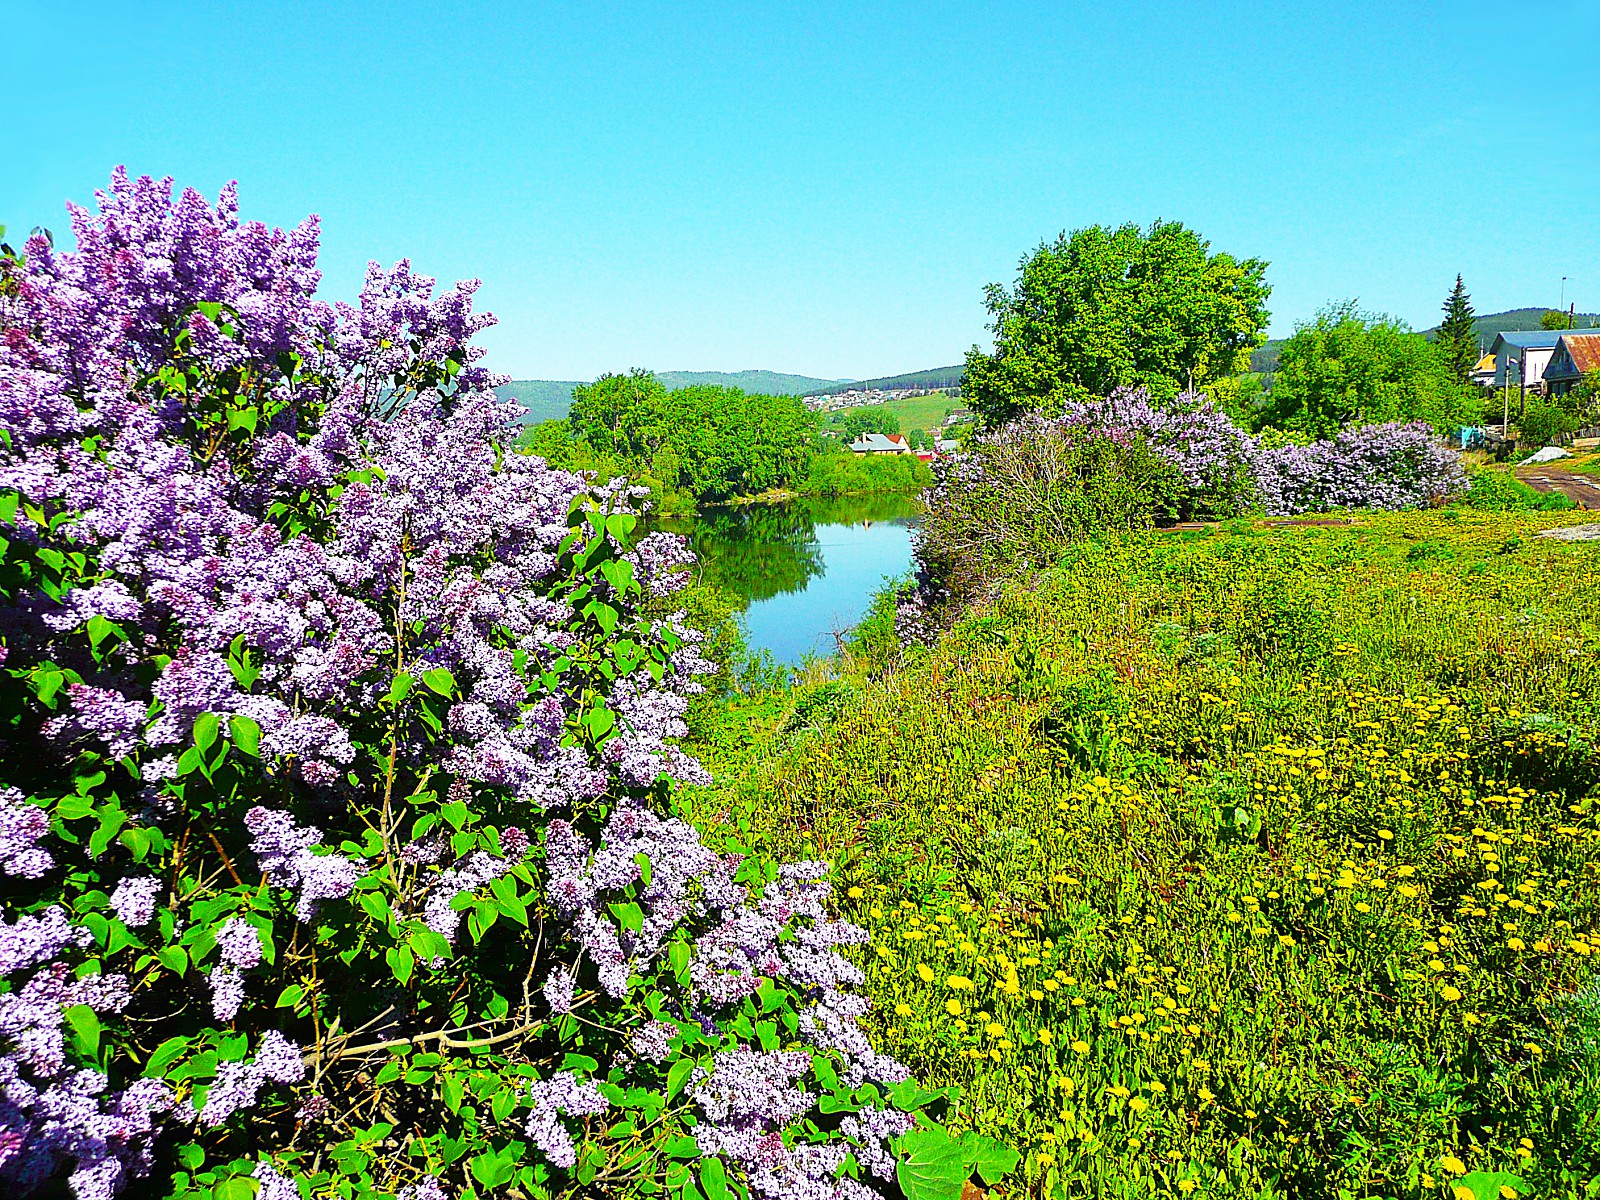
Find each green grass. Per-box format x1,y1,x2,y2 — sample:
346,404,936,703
686,509,1600,1199
826,391,966,437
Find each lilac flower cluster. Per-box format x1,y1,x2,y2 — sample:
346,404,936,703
1055,386,1258,515
179,1031,304,1128
244,807,362,922
1253,420,1468,516
0,789,52,879
0,914,168,1200
523,1071,610,1169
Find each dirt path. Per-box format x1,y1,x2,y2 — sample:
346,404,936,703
1515,465,1600,510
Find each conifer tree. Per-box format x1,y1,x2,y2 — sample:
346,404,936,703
1438,274,1479,383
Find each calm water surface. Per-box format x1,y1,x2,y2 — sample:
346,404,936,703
652,493,920,664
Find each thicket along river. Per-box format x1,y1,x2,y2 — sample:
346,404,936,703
649,493,920,664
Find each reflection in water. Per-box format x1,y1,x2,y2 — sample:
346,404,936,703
649,493,921,663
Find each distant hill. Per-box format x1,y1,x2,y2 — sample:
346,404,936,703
809,365,966,396
496,369,851,423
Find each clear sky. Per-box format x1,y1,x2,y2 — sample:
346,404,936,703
8,1,1598,382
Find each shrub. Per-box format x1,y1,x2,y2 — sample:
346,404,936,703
0,172,944,1200
1055,387,1258,520
1253,421,1468,515
913,417,1183,610
803,449,933,497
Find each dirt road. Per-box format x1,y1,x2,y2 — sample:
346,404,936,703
1515,465,1600,509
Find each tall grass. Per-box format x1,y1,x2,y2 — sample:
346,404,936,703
686,509,1600,1199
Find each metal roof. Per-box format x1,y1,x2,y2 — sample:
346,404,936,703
1545,332,1600,381
1490,330,1567,351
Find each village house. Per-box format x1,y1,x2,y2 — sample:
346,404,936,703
847,432,913,455
1543,332,1600,398
1489,330,1566,391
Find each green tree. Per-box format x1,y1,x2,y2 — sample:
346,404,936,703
1436,275,1479,383
1541,309,1575,331
1258,302,1480,438
963,220,1271,427
568,368,670,456
838,408,901,439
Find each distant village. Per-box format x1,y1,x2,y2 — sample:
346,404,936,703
800,386,956,414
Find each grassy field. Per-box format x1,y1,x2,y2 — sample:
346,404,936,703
685,509,1600,1199
825,391,966,437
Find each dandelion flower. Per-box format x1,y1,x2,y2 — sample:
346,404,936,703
1037,1029,1053,1045
1440,1155,1467,1176
946,998,962,1016
894,1003,912,1017
1071,1040,1091,1055
916,964,934,983
1440,985,1463,1002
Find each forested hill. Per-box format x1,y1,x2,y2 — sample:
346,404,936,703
1250,307,1600,374
807,365,966,395
496,369,851,423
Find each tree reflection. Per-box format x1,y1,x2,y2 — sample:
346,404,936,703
649,494,920,607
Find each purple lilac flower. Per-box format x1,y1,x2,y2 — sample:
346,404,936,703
215,917,263,969
398,1178,449,1200
244,807,361,922
524,1071,609,1169
421,850,517,946
208,967,246,1023
251,1161,301,1200
1253,420,1467,515
108,878,163,928
0,789,52,879
629,1020,676,1063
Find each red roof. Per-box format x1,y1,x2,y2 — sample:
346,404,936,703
886,433,908,446
1567,333,1600,375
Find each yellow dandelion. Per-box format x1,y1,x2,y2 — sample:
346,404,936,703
1440,1155,1467,1176
916,964,934,983
1071,1039,1091,1055
1128,1096,1149,1113
945,998,962,1016
1440,985,1463,1002
847,886,864,899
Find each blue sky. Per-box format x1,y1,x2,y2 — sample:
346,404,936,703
9,1,1598,382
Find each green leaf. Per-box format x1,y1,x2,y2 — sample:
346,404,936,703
177,1142,205,1170
385,672,414,704
275,984,305,1009
666,1057,695,1103
890,1078,944,1112
157,946,189,976
896,1135,970,1200
226,406,259,434
1459,1173,1527,1200
442,1073,466,1114
698,1156,728,1200
960,1133,1019,1185
89,806,128,858
193,712,219,752
386,945,415,985
421,668,456,697
211,1179,256,1200
612,901,644,933
63,1004,101,1058
229,715,261,757
144,1036,192,1081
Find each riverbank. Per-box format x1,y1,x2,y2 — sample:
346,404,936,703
683,507,1600,1198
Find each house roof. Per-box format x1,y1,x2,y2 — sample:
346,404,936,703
848,432,908,452
1545,332,1600,381
1473,351,1497,372
1490,330,1567,352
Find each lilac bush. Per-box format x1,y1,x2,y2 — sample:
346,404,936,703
0,172,976,1200
1055,387,1258,519
1253,420,1469,516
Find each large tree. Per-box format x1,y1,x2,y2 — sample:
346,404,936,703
962,220,1271,427
1436,274,1479,384
1257,302,1480,438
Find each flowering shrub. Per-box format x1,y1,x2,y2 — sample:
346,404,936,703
910,416,1182,614
0,172,1003,1200
1055,388,1258,520
1253,420,1469,516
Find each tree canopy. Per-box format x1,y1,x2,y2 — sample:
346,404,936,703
962,220,1271,427
1255,302,1482,439
838,407,901,439
567,372,819,500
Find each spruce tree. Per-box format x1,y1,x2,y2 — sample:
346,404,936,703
1438,274,1478,383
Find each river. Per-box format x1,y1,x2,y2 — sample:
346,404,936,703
650,493,921,664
